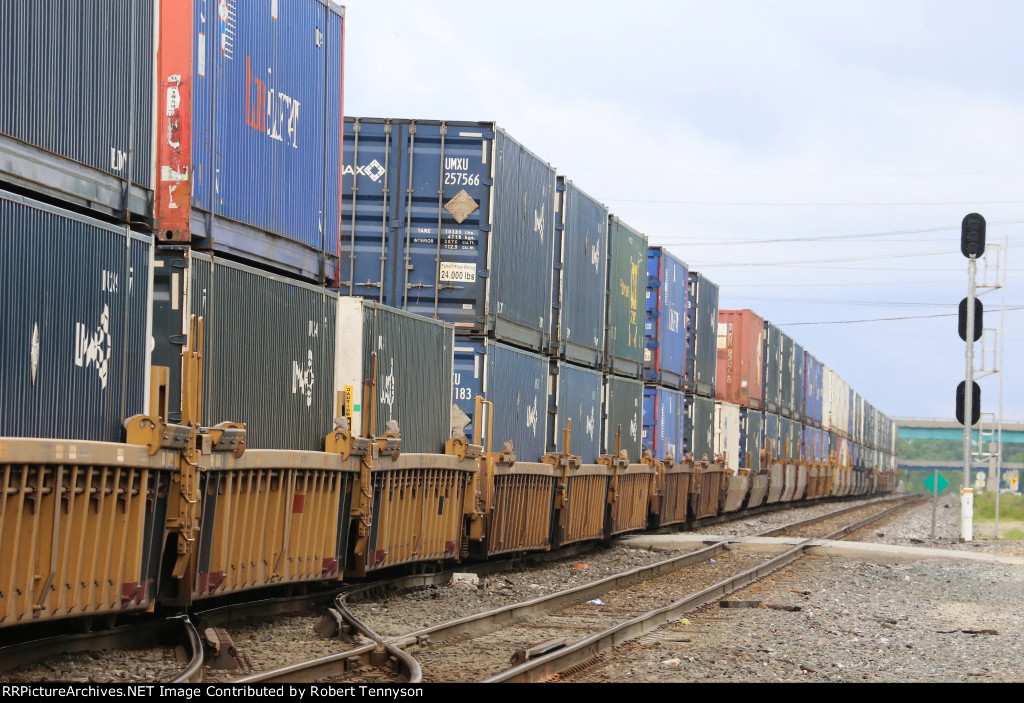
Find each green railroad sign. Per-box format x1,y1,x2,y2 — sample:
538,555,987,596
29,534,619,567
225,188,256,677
924,473,949,494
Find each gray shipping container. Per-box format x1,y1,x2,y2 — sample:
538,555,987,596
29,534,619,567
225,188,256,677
686,271,719,398
603,375,644,461
152,249,337,452
336,299,455,455
740,409,764,473
762,322,783,414
549,361,603,462
452,340,549,463
553,179,608,369
606,216,647,379
0,1,154,218
1,192,152,442
780,333,795,418
684,393,716,463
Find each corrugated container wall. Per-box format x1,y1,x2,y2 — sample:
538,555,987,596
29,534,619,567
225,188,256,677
553,179,608,368
339,119,556,351
156,1,345,281
740,409,763,473
780,333,795,418
642,387,685,463
714,402,741,472
686,272,719,397
779,417,801,462
644,247,688,389
792,342,806,422
451,340,548,463
803,352,824,427
0,2,154,217
152,251,337,451
763,412,781,460
1,193,152,442
716,309,765,409
603,376,644,460
684,394,716,462
606,217,647,378
762,322,783,414
336,299,454,454
549,362,603,462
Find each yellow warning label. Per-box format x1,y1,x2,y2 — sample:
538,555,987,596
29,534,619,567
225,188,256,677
344,385,354,418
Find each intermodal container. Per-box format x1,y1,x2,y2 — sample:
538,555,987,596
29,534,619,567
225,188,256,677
642,387,686,463
336,298,455,454
780,332,795,418
762,322,783,414
1,192,152,443
714,401,741,472
684,394,716,462
156,1,346,282
549,362,603,463
452,340,548,463
604,375,644,461
763,411,781,461
716,309,765,409
686,271,719,397
779,417,800,461
792,341,805,421
803,352,824,427
740,409,763,473
339,118,556,351
645,247,688,389
606,217,647,378
553,178,608,368
153,249,337,451
0,2,154,218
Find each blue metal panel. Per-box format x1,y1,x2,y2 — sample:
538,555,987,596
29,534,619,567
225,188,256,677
192,1,344,263
453,340,549,463
642,386,685,463
644,247,688,389
1,192,151,442
340,119,556,350
0,1,154,191
550,362,603,462
803,352,824,426
554,179,608,368
686,271,719,397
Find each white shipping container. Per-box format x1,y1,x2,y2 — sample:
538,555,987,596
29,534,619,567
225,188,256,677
714,401,742,473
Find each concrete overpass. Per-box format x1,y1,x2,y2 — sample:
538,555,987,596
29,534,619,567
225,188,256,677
895,419,1024,444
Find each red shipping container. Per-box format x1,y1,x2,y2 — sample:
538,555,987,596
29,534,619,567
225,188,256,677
716,309,765,409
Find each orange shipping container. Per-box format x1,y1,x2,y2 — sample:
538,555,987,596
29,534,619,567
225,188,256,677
716,310,765,409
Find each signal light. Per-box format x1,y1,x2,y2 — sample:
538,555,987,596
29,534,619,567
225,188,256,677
958,297,983,342
961,213,986,258
955,381,981,426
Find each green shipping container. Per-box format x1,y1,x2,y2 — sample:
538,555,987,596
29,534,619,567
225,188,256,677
606,216,647,379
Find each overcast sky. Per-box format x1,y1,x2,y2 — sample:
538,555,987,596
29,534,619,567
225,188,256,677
341,0,1024,423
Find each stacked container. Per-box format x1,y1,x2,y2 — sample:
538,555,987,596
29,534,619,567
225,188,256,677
548,361,603,462
552,179,608,368
803,352,824,428
645,247,688,389
686,272,719,397
606,217,647,379
716,309,765,409
340,118,556,351
642,387,686,462
762,322,784,415
604,376,644,460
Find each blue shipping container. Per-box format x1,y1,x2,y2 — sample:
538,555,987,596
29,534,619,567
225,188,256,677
552,178,608,368
645,247,688,389
1,192,152,443
452,340,549,463
340,118,556,352
549,362,603,462
642,386,686,463
167,0,345,281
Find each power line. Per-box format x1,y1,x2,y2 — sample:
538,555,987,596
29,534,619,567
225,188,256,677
777,306,1024,326
607,198,1024,207
692,250,951,267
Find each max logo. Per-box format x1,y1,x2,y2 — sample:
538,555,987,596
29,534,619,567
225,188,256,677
245,57,301,148
75,304,111,389
292,350,315,407
342,160,387,183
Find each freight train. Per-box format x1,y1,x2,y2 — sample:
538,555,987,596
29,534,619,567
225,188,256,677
0,1,896,632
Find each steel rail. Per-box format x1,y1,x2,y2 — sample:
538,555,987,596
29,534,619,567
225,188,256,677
484,496,921,682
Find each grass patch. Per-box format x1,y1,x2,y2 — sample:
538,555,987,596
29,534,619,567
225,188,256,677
973,493,1024,521
1002,528,1024,540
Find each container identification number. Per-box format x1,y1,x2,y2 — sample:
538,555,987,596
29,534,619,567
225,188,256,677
444,172,481,187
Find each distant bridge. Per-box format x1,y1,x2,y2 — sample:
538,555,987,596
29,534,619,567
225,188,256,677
895,418,1024,444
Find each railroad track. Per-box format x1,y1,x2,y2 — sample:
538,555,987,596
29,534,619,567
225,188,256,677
0,495,920,684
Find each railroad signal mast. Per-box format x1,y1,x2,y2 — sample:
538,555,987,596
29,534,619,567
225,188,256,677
957,213,985,542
